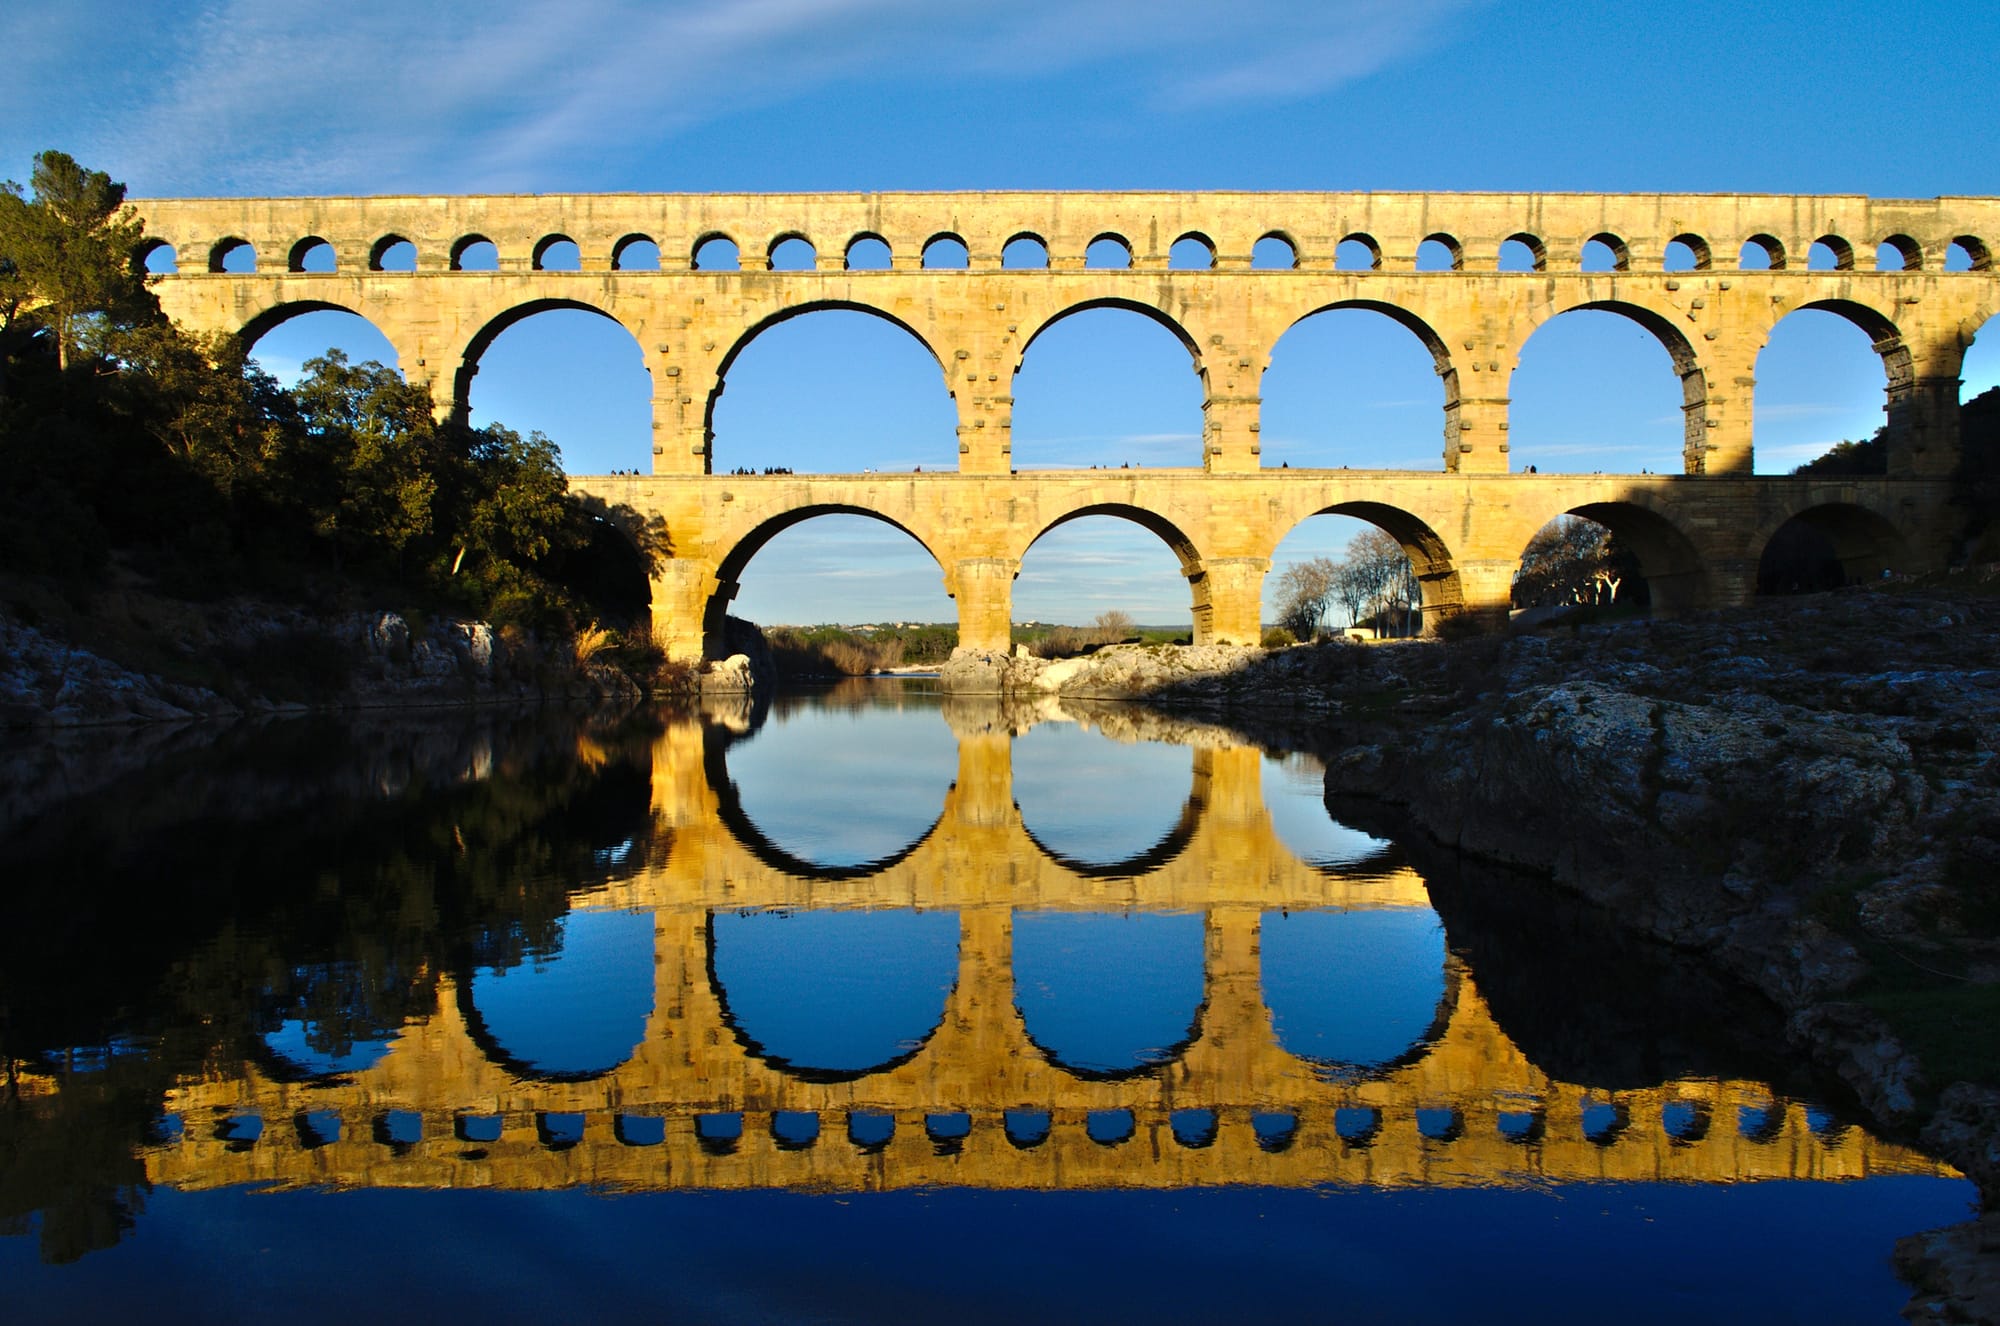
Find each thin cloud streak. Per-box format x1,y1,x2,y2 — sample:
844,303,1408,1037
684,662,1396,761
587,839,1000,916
20,0,1481,194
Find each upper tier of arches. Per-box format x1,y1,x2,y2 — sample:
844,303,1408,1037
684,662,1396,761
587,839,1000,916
134,191,2000,280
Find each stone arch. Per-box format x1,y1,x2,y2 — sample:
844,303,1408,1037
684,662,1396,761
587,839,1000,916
1261,299,1458,468
209,237,255,273
1086,232,1133,269
921,232,969,269
1583,232,1630,271
1253,231,1299,269
611,233,660,270
767,232,817,271
1741,233,1786,270
136,237,178,274
370,234,415,271
1499,232,1547,272
1418,233,1463,271
1016,500,1213,631
533,234,580,271
1170,231,1217,269
1336,233,1382,271
1811,234,1856,271
1876,233,1923,271
691,231,740,271
1014,298,1203,374
1016,772,1206,879
1544,499,1711,613
1754,501,1915,593
707,503,948,647
237,299,401,365
288,236,335,272
454,297,647,421
1541,298,1712,474
703,300,954,469
454,908,655,1083
1665,233,1711,271
844,231,892,270
1003,232,1051,268
451,234,498,271
1951,235,1993,272
1269,500,1464,622
1777,296,1914,426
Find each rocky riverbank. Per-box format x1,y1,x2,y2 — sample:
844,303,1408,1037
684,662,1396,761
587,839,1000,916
1115,579,2000,1323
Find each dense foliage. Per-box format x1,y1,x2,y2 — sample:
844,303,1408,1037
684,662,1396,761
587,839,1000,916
0,151,652,630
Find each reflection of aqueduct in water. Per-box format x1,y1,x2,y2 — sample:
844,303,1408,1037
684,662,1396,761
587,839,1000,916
135,191,1999,658
145,707,1950,1195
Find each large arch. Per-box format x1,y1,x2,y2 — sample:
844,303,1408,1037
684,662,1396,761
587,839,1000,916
1534,499,1711,614
1015,502,1205,631
1753,301,1909,474
1010,299,1206,470
457,298,651,473
1011,909,1209,1080
237,301,406,385
1754,501,1915,594
708,504,950,646
456,908,655,1082
705,907,960,1083
1509,300,1708,474
1259,301,1456,470
703,301,956,475
1265,501,1463,624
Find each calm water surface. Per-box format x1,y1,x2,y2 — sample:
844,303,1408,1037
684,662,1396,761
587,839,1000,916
0,681,1975,1323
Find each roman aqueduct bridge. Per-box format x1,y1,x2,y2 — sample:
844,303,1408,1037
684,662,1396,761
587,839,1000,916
133,190,2000,657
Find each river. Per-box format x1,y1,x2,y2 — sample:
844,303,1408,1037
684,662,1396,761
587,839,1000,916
0,680,1975,1323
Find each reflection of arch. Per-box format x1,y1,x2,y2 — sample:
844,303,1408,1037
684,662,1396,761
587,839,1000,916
453,912,654,1083
1271,501,1462,618
1533,299,1711,473
704,909,958,1084
704,301,955,468
1755,502,1914,592
1015,785,1205,879
1557,500,1710,613
455,297,647,418
1260,910,1459,1081
701,718,945,880
1012,911,1209,1082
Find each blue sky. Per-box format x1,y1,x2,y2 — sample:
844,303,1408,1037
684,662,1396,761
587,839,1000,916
11,0,2000,626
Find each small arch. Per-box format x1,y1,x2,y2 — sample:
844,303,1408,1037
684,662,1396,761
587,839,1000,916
696,1112,743,1156
455,1114,503,1144
771,1111,820,1151
612,234,660,270
1335,234,1381,271
616,1114,666,1147
1267,501,1461,625
1087,1109,1137,1146
374,1111,423,1152
1875,234,1921,271
537,1112,585,1150
210,238,256,273
1756,503,1912,593
1251,1111,1298,1153
1498,233,1545,273
371,236,416,272
288,237,336,273
534,235,580,271
1004,1110,1052,1150
920,233,969,269
847,1111,895,1153
1252,232,1297,270
1662,1100,1712,1144
1497,1109,1546,1145
845,233,892,271
1170,1108,1218,1149
1416,234,1462,272
768,235,817,271
138,239,178,274
1664,234,1710,271
1085,233,1132,269
1003,233,1050,269
451,235,499,271
925,1111,970,1156
1738,1104,1784,1144
1169,232,1215,270
1581,233,1629,272
1740,234,1785,270
1948,236,1991,272
1333,1106,1382,1146
692,233,741,271
1582,1101,1630,1147
1809,235,1855,271
1416,1107,1462,1142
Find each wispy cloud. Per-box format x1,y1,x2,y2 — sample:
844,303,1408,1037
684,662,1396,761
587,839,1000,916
9,0,1480,194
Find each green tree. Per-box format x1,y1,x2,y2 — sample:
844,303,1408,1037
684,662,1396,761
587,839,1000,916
0,151,157,374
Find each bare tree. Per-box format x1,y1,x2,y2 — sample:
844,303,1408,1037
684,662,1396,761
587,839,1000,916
1514,516,1631,609
1273,556,1340,639
1091,608,1136,644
